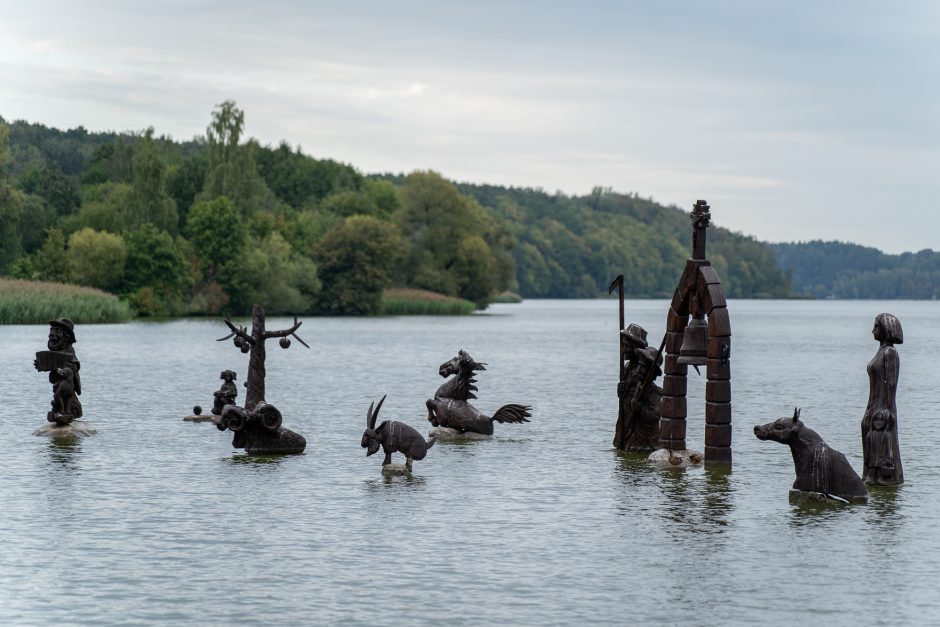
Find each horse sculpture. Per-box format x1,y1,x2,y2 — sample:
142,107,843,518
426,349,532,435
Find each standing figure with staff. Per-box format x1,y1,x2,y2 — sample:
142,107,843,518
610,275,663,452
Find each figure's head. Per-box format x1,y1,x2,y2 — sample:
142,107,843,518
754,407,802,444
47,318,76,351
620,323,649,357
635,346,663,378
872,409,891,431
873,313,903,345
439,349,486,378
361,395,386,456
220,369,237,382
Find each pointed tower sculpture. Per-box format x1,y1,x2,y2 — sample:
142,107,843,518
658,200,732,465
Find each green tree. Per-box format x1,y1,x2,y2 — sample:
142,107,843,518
68,227,126,290
186,196,247,311
314,215,406,315
35,228,71,281
199,101,278,216
239,232,320,314
128,128,178,234
122,224,190,314
396,170,512,302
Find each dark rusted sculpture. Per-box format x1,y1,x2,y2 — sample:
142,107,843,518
862,313,904,485
613,322,663,452
659,200,732,465
426,349,532,435
362,395,435,471
212,369,238,416
755,408,868,504
214,304,309,454
34,318,82,425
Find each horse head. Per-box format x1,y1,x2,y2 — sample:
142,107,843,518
438,349,486,378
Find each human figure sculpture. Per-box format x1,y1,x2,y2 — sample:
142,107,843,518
34,318,83,425
362,395,435,471
211,370,238,416
616,345,663,453
213,304,308,454
754,408,868,503
861,313,904,485
426,349,532,435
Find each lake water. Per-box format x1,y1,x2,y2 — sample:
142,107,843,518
2,299,939,625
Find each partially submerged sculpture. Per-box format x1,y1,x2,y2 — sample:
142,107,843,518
609,315,662,453
862,313,904,486
657,200,732,465
426,349,531,435
214,304,308,454
754,408,868,504
362,395,435,471
212,369,238,416
34,318,83,426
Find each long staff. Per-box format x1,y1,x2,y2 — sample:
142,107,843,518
608,275,625,448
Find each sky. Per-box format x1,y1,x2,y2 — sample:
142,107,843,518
0,0,937,253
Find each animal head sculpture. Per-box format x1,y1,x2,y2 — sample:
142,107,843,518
361,394,387,457
753,407,802,444
439,349,486,379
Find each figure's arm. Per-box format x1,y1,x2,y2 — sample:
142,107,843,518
884,348,899,413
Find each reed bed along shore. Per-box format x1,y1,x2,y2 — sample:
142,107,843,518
0,278,133,324
381,288,477,316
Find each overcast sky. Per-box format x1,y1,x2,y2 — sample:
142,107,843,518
1,1,937,252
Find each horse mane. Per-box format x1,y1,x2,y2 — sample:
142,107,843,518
435,351,485,401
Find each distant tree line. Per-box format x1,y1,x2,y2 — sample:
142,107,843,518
773,241,940,299
1,102,794,317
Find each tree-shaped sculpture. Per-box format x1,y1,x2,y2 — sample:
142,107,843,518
214,304,309,454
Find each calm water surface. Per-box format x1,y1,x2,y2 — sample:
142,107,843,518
2,300,939,625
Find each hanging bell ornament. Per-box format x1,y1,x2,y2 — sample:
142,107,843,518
677,316,708,366
234,336,245,348
279,337,291,349
240,343,250,354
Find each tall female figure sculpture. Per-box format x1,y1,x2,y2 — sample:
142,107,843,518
862,313,904,485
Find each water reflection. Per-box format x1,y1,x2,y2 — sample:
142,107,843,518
45,435,82,470
223,453,295,468
363,473,427,491
865,485,902,529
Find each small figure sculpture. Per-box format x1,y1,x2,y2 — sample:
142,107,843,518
754,408,868,504
34,318,83,425
212,369,238,416
361,395,435,472
614,327,663,453
213,304,309,454
426,349,532,435
862,313,904,485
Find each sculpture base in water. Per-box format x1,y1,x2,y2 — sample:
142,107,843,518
34,420,96,437
241,426,307,455
184,414,221,425
648,448,704,469
428,426,492,442
381,463,412,476
789,489,868,505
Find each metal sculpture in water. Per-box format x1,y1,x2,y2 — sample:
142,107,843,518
616,345,664,453
862,313,904,485
214,304,309,454
212,369,238,416
754,408,868,504
362,395,435,471
426,349,532,435
34,318,82,426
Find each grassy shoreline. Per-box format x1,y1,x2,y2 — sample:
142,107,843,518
0,278,134,324
381,288,477,315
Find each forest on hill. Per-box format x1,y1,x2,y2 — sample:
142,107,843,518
0,102,792,317
772,241,940,299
